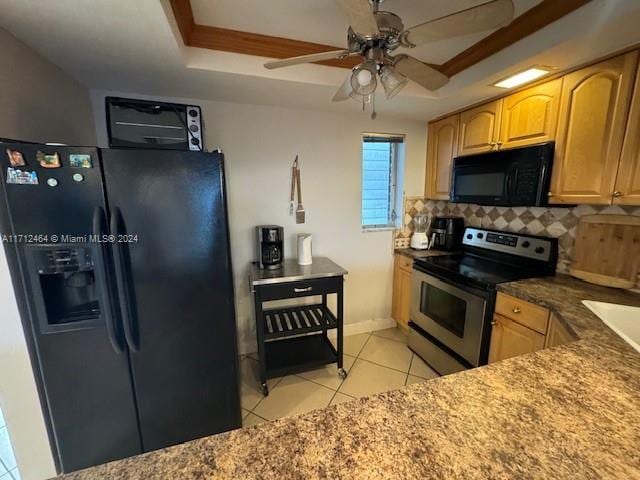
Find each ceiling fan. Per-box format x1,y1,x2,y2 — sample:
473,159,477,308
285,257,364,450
264,0,515,117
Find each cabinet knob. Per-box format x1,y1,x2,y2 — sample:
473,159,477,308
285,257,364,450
547,192,555,197
613,191,623,197
512,307,521,314
491,320,497,326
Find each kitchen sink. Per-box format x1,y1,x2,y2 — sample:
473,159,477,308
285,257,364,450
582,300,640,353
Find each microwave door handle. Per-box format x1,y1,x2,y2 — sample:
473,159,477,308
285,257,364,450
506,167,517,200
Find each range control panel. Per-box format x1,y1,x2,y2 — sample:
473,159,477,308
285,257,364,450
462,227,555,262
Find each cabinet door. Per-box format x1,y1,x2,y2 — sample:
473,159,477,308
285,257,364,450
392,256,402,322
488,314,545,363
544,313,574,348
458,100,502,156
615,61,640,205
426,115,459,199
398,267,413,330
550,52,638,204
499,79,562,149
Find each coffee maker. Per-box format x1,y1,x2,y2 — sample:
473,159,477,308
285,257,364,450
431,216,465,251
256,225,284,270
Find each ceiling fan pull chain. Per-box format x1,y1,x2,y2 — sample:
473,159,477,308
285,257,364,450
371,94,377,120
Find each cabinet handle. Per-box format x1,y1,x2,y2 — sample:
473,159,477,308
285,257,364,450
512,307,521,314
294,287,313,293
613,191,623,197
547,192,555,197
491,320,497,326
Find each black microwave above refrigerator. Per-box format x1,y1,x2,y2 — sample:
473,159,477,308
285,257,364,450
450,142,554,207
106,97,204,151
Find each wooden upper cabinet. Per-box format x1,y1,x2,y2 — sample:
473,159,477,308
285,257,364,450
426,114,459,199
615,61,640,205
499,79,562,149
458,100,502,156
550,51,639,204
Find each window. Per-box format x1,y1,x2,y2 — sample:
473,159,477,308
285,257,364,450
361,134,405,230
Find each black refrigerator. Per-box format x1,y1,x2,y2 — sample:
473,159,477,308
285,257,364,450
0,142,241,473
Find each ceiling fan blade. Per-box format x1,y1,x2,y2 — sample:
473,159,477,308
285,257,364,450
393,55,450,91
333,0,379,37
264,49,351,69
332,74,354,102
401,0,514,47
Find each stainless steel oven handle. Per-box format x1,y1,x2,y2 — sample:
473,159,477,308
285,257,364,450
294,287,313,293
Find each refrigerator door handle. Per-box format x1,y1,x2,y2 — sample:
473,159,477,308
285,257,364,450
92,207,124,354
110,207,139,352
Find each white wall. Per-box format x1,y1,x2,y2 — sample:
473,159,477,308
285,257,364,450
90,90,427,353
0,27,96,480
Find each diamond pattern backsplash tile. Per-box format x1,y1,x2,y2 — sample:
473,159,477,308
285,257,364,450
395,198,640,289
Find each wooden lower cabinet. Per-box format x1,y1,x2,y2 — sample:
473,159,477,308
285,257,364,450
488,314,546,363
392,255,413,330
545,313,574,348
489,294,576,364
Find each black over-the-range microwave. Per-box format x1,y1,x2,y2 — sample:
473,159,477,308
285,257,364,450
106,97,204,151
450,142,554,207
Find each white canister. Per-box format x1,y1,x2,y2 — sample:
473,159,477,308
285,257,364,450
297,233,313,266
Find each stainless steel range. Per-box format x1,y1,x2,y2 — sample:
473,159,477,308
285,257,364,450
408,227,558,375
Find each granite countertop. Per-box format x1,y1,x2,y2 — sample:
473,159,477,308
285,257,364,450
249,257,347,286
395,247,455,260
58,274,640,480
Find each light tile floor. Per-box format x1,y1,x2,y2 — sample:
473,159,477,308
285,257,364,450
0,407,20,480
240,327,439,427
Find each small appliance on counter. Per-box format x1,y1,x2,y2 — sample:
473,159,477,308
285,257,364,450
297,233,313,265
256,225,284,269
431,216,464,251
410,214,431,250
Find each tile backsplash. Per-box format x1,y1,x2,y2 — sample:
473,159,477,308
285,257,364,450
395,197,640,288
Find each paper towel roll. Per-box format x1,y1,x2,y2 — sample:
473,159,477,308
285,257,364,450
297,233,312,265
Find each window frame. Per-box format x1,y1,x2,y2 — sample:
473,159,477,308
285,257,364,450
360,132,405,232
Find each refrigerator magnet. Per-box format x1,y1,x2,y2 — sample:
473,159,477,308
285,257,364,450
36,151,62,169
69,154,92,168
46,178,59,187
72,173,84,182
6,149,26,167
6,167,39,185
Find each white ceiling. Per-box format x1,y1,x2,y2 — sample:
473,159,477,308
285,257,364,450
1,0,640,122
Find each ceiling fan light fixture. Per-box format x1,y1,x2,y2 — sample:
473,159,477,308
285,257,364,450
492,66,555,89
350,62,378,96
379,66,408,99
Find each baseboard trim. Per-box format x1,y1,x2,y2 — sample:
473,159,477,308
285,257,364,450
238,318,397,356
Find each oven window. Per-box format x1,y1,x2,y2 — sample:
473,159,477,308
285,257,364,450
419,283,466,338
456,172,505,196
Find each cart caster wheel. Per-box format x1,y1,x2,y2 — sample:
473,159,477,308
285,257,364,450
338,368,347,379
261,383,269,396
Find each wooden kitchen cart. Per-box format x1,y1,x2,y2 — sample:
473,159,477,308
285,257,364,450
249,257,347,396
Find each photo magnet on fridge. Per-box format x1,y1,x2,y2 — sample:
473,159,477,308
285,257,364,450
69,154,93,168
6,167,38,185
6,149,26,167
36,151,61,169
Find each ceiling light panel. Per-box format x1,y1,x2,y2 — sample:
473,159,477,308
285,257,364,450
493,66,554,89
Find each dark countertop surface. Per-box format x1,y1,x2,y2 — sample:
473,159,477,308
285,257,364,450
57,274,640,480
394,247,455,260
